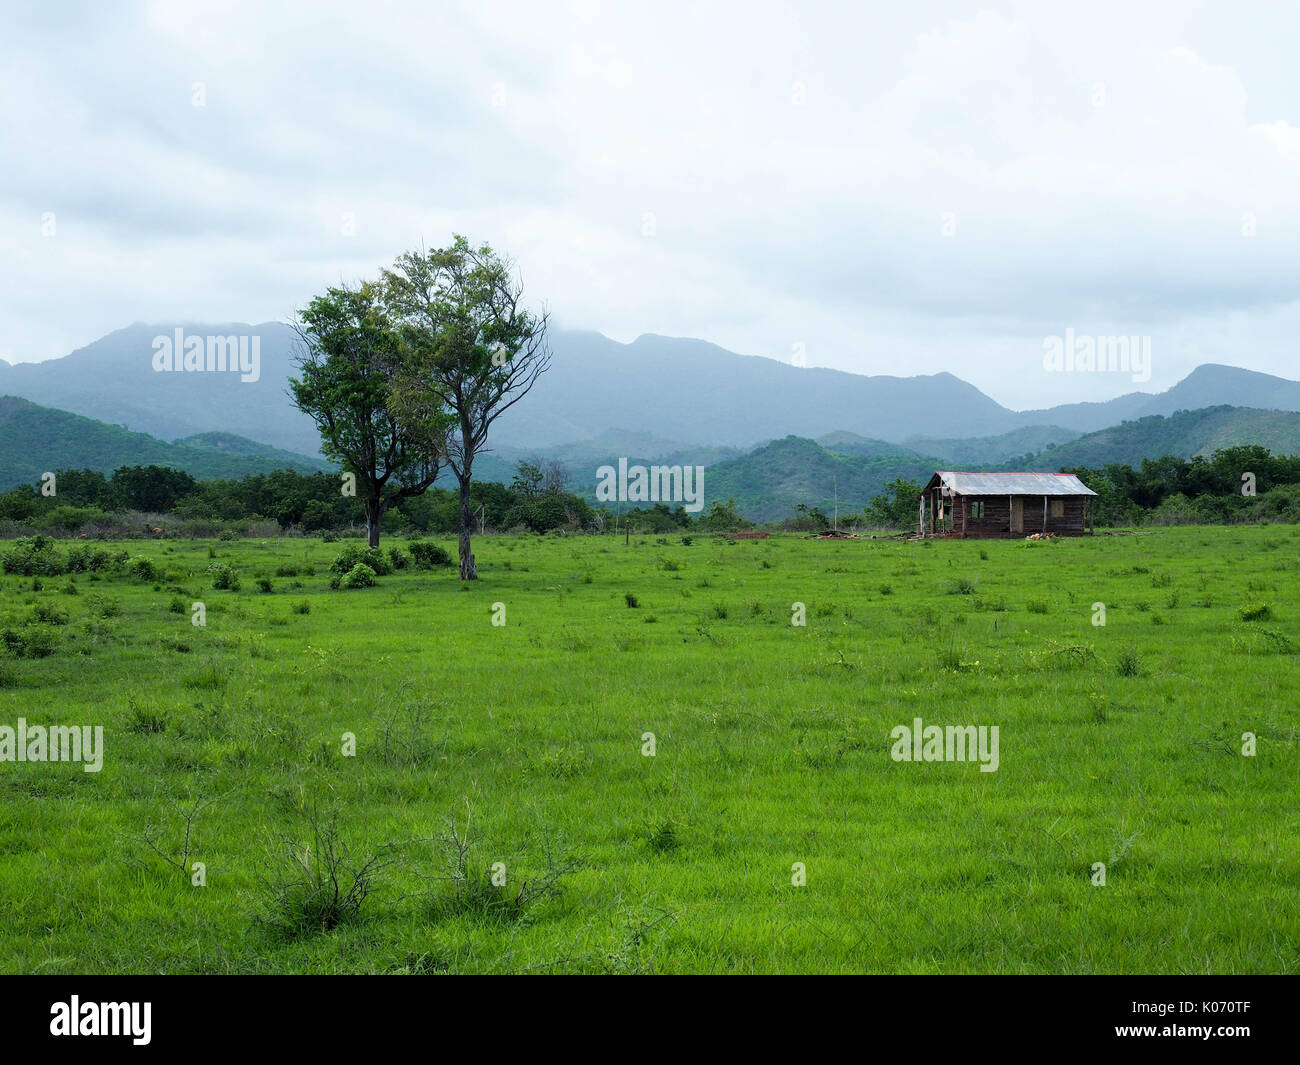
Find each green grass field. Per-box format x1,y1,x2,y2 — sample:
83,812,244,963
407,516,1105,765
2,526,1297,974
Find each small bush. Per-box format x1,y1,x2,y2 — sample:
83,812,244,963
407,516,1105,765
420,816,584,926
1027,599,1049,614
387,547,409,570
1238,602,1272,622
292,601,311,615
66,544,113,573
330,545,392,576
29,603,70,626
1116,649,1142,677
408,541,452,569
256,812,396,940
625,592,640,608
85,593,123,618
128,557,160,582
338,563,377,590
256,577,274,594
1,624,59,658
208,562,241,591
2,536,66,576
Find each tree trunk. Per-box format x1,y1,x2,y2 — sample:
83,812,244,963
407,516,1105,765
458,474,477,580
364,496,383,548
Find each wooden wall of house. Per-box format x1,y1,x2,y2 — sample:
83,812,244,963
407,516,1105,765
952,494,1090,537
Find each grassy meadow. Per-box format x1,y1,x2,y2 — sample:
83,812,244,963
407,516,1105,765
1,526,1297,974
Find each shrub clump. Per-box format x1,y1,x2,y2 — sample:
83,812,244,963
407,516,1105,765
408,541,452,569
208,562,241,591
255,812,396,940
1,625,60,658
2,536,66,576
336,563,377,590
330,545,393,576
66,544,115,573
1115,649,1143,677
128,556,160,582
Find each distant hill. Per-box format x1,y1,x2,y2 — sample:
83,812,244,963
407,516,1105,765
902,424,1080,465
700,435,937,523
1015,365,1300,433
1028,406,1300,470
0,322,318,454
0,396,329,489
471,429,743,491
5,322,1300,465
815,431,923,458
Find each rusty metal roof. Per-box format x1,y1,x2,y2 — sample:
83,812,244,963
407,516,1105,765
924,471,1097,496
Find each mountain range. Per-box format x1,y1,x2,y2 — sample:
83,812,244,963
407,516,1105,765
0,396,327,489
4,323,1300,520
6,322,1300,455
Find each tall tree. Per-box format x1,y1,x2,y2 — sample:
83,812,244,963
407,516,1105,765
384,237,550,579
290,282,448,547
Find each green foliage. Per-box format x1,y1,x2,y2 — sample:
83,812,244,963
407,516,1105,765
0,397,327,491
408,541,452,568
1,623,60,658
338,563,378,589
2,536,66,576
330,545,392,576
127,556,160,582
868,478,924,529
208,562,241,590
256,811,396,940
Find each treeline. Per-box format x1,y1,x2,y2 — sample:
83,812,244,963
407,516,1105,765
0,462,754,537
0,463,597,537
830,447,1300,530
1067,445,1300,525
6,445,1296,537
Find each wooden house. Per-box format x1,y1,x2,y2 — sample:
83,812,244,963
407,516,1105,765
918,472,1097,538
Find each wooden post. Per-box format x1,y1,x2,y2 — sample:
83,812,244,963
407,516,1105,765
1043,494,1048,535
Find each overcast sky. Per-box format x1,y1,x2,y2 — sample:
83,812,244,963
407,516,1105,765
2,0,1298,407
